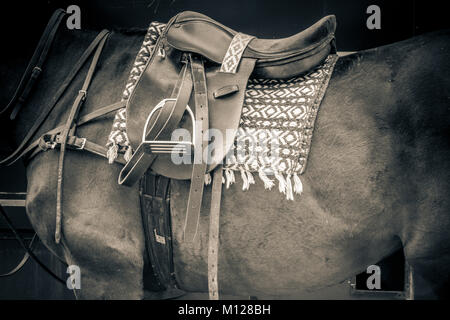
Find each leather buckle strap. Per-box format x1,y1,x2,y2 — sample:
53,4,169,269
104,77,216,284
55,30,111,244
208,166,223,299
183,54,209,243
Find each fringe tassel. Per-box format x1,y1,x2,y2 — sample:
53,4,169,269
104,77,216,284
124,146,133,162
285,174,294,201
204,173,212,185
258,169,275,190
275,172,287,194
293,173,303,195
107,144,118,164
224,168,235,189
240,168,249,191
246,170,255,186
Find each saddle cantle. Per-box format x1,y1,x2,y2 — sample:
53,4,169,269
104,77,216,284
119,11,336,248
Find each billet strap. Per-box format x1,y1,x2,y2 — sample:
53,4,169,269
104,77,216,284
0,9,67,119
118,56,194,186
55,30,110,244
208,166,223,300
220,33,255,74
183,55,209,243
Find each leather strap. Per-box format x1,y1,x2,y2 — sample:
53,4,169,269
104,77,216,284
55,30,110,244
118,57,193,186
208,166,223,299
0,9,66,119
0,233,37,277
183,55,209,243
28,134,127,165
0,206,66,284
11,100,126,166
0,27,112,168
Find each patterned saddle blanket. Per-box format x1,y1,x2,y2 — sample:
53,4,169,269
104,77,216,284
107,22,338,200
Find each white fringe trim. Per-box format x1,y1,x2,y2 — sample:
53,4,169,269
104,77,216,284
293,173,303,195
240,168,249,190
224,168,235,189
204,173,212,185
285,174,294,201
258,169,275,190
107,144,118,164
124,146,133,162
274,172,287,195
222,168,301,200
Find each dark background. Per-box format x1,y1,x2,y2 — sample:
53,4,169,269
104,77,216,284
0,0,449,53
0,0,448,299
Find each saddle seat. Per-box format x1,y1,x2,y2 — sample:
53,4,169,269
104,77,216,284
168,11,337,79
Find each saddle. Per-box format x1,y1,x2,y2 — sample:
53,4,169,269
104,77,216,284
118,11,336,298
121,11,336,183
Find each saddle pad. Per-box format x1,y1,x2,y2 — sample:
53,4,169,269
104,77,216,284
106,22,338,200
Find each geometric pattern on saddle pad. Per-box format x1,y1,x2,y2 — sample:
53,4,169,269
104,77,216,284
224,54,338,199
105,21,338,200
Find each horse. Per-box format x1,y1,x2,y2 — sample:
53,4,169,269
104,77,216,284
1,17,449,299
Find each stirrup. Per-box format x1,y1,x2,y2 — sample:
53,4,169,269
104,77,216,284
141,98,195,155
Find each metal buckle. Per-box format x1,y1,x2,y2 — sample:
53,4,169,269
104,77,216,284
79,90,87,100
32,66,42,74
39,136,57,151
141,98,195,155
77,138,87,150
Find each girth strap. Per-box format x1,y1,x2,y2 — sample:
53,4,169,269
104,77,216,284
139,174,185,299
55,30,110,244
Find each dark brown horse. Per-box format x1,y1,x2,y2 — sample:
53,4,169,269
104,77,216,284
1,20,449,299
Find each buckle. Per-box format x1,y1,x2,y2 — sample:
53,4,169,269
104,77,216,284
79,90,87,100
76,138,87,150
38,135,57,151
32,66,42,74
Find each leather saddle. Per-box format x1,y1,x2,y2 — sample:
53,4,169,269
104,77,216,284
119,11,336,242
122,11,336,180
